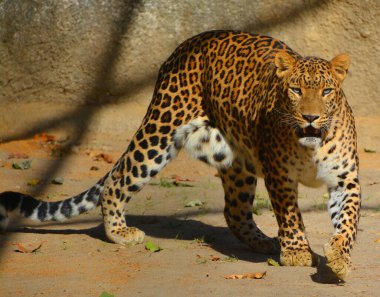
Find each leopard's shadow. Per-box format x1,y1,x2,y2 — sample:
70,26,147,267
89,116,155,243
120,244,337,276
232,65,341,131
11,214,343,283
12,214,274,264
310,256,345,284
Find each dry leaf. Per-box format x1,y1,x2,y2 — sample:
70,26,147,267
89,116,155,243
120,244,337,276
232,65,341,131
224,271,266,279
364,148,376,153
13,241,46,253
210,255,221,262
51,177,64,185
93,153,113,163
368,181,379,186
171,174,195,182
375,238,380,243
171,175,195,187
14,243,29,253
185,199,204,207
34,133,55,143
8,152,29,159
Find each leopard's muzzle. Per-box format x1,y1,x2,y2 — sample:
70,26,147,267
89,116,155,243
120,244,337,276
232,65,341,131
295,126,322,138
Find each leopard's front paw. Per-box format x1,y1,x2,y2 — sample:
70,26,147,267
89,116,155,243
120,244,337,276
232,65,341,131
105,226,145,245
324,235,351,280
280,249,319,267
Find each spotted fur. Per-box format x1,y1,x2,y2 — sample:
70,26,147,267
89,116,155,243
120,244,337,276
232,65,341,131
0,31,360,280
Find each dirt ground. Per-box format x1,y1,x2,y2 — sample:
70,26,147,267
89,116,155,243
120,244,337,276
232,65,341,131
0,102,380,297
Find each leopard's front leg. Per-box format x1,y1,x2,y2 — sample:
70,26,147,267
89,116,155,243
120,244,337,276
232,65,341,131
325,173,361,280
265,174,318,267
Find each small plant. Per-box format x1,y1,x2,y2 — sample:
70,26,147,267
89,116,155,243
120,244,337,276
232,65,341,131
252,195,272,215
159,177,174,188
12,160,32,170
99,292,115,297
50,145,65,157
185,199,204,207
314,201,327,211
313,193,329,211
149,177,194,188
174,232,183,240
62,240,68,251
223,254,239,262
195,254,208,264
193,236,209,247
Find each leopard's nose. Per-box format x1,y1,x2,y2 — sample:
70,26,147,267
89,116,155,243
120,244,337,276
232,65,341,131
302,114,319,123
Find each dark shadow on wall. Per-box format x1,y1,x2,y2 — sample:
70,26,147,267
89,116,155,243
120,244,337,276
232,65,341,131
0,0,328,144
1,0,143,196
0,0,144,258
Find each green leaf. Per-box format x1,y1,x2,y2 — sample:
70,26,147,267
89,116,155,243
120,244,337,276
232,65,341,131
51,177,64,185
267,257,280,266
145,241,162,253
252,206,263,216
159,178,174,188
99,292,115,297
185,199,204,207
223,254,239,262
12,160,32,170
364,148,376,153
27,179,41,186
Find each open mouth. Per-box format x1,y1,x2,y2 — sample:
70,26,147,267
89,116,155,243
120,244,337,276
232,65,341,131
295,126,322,138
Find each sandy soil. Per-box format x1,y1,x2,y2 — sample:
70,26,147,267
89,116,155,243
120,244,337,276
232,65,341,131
0,108,380,297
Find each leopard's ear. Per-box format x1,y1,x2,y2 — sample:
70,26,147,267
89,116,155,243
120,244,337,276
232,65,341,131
274,51,296,78
330,53,351,81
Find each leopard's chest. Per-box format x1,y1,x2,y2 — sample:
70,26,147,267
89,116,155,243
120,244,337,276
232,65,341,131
254,140,328,188
297,161,324,188
290,148,339,188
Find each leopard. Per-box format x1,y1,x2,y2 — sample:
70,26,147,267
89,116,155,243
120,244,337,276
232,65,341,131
0,30,361,280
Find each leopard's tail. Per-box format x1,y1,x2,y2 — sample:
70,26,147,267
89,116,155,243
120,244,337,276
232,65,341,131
0,174,109,231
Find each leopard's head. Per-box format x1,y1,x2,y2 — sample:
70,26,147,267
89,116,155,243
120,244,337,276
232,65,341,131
274,51,350,148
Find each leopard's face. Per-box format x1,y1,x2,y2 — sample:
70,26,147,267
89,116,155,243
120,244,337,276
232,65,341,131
274,52,351,148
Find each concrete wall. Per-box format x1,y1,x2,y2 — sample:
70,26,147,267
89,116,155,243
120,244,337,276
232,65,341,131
0,0,379,116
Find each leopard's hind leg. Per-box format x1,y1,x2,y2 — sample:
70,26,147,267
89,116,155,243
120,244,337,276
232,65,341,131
101,35,210,245
101,118,180,245
101,77,205,244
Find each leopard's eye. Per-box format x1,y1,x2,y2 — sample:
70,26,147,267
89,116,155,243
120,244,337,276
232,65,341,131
322,88,333,96
290,87,302,95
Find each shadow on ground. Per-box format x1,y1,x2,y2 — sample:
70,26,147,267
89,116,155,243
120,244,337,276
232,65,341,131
8,209,343,284
13,214,271,264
